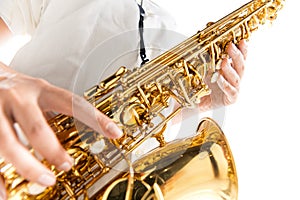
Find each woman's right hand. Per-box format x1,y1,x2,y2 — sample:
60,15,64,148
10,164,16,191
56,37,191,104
0,63,123,200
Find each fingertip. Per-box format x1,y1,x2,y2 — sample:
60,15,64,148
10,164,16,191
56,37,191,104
36,172,56,187
57,160,72,172
55,150,74,172
228,42,238,55
238,39,248,59
94,112,123,139
105,122,123,139
240,39,248,47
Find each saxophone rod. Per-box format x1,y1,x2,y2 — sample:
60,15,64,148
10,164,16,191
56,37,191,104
91,0,273,104
125,0,271,84
123,106,183,155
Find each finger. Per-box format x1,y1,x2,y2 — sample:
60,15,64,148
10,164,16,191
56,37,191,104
0,111,56,187
220,58,241,88
11,101,73,172
72,95,123,139
238,39,248,60
217,75,239,104
40,84,123,139
198,95,212,112
0,174,6,200
227,42,245,78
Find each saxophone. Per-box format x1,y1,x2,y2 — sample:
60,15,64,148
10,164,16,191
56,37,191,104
0,0,284,199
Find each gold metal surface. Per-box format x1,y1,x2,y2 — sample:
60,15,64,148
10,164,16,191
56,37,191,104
0,0,284,199
98,118,237,200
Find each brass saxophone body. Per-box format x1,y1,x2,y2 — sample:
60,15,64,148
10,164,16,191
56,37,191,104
0,0,283,199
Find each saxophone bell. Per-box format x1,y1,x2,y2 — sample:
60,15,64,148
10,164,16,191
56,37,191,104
98,118,237,200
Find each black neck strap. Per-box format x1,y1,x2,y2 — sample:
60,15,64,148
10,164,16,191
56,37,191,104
137,2,149,66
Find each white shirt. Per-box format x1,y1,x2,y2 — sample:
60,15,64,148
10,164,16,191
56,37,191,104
0,0,180,93
0,0,189,157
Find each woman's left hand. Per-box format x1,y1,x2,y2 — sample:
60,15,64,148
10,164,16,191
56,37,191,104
199,39,248,111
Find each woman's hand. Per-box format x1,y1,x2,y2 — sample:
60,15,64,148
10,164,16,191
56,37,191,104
0,63,123,199
199,39,248,111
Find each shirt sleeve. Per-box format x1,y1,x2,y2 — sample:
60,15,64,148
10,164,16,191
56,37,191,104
0,0,47,35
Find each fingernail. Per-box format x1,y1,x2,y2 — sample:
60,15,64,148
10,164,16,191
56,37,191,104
58,161,72,172
27,183,47,195
37,173,56,186
106,123,123,138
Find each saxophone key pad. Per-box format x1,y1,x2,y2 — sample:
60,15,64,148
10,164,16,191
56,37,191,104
89,139,106,154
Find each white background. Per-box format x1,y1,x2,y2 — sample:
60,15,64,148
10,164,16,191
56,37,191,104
155,0,299,200
0,0,298,199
